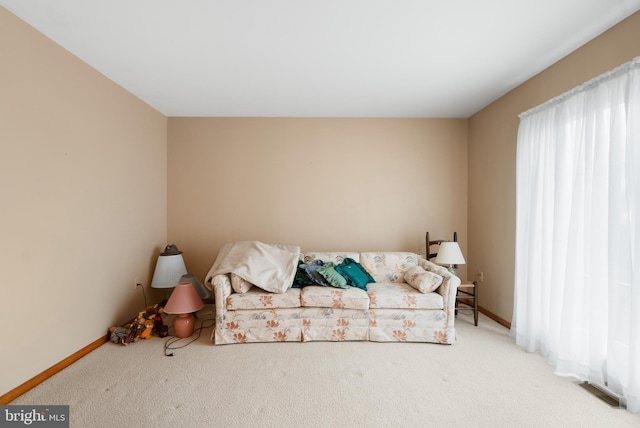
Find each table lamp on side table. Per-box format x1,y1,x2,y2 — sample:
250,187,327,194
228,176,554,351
163,282,205,338
433,241,466,276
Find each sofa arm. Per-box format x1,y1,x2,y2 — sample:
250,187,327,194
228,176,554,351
418,258,460,325
207,273,232,323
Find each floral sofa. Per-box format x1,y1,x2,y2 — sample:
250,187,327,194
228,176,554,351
205,250,460,345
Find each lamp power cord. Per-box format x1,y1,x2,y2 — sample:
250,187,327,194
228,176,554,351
163,316,215,357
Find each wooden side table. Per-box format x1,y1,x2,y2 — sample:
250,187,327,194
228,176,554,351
455,280,478,326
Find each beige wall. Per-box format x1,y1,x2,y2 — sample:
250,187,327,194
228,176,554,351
467,11,640,323
0,7,167,397
167,118,468,280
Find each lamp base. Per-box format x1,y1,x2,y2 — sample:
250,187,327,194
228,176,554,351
173,313,196,338
446,266,458,277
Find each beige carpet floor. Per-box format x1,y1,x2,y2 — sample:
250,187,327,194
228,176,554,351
11,307,640,427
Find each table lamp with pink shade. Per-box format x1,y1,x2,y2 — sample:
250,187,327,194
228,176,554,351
163,281,205,338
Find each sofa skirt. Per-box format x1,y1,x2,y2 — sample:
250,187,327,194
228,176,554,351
301,308,370,342
369,326,455,344
368,308,453,344
214,307,371,344
214,306,453,344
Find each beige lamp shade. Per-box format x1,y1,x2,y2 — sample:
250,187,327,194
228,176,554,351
433,242,466,266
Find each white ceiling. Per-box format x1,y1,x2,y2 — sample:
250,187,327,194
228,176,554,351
2,1,640,118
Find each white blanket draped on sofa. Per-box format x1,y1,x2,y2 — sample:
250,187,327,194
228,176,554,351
205,241,300,294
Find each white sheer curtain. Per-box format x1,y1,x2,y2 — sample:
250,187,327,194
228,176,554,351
512,57,640,413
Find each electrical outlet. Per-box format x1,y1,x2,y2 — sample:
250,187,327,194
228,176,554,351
134,278,142,289
477,272,484,283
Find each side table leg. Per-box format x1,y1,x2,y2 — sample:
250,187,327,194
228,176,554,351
473,280,478,326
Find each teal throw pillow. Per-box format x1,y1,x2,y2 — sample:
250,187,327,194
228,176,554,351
335,258,375,290
317,262,349,289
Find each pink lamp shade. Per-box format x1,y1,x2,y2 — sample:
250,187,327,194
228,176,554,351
163,282,205,338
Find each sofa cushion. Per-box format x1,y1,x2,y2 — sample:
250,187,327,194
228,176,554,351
360,252,420,283
301,286,369,310
317,262,349,288
367,282,443,309
227,287,302,310
302,252,360,265
404,265,443,293
335,258,375,290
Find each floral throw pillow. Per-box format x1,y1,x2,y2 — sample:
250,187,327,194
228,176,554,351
404,265,443,293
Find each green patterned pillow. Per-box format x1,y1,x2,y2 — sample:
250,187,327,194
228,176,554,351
335,258,375,290
317,262,349,288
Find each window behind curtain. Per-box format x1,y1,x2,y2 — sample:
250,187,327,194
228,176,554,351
511,57,640,413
